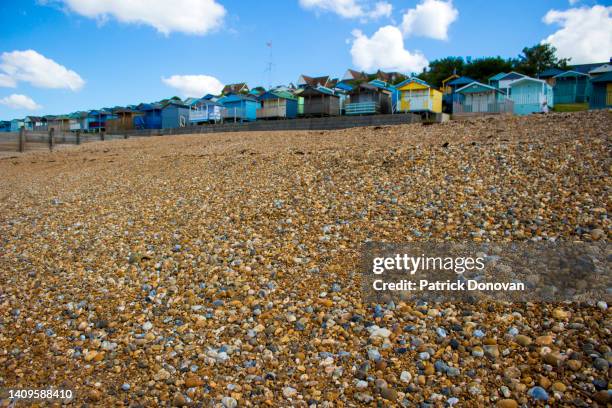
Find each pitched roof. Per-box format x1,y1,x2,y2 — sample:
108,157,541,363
222,83,248,94
259,90,297,101
507,77,547,87
538,67,565,78
396,77,430,88
570,62,609,74
298,75,330,87
343,69,368,81
589,64,612,74
456,81,503,94
498,72,526,81
489,72,508,81
300,86,338,97
375,70,406,83
590,71,612,83
553,70,590,78
448,76,476,86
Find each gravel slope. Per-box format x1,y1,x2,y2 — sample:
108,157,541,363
0,110,610,407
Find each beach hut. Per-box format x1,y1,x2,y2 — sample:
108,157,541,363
135,103,162,129
256,90,298,119
0,121,10,132
47,115,71,133
24,116,47,131
161,101,190,129
188,99,224,124
368,79,399,112
589,71,612,109
344,83,392,115
300,86,340,116
453,82,512,115
105,107,144,132
87,110,114,133
10,119,24,132
218,93,259,122
552,71,591,104
396,78,442,114
508,77,553,115
442,76,475,109
69,112,88,132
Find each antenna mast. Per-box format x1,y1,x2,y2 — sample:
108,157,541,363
265,41,274,90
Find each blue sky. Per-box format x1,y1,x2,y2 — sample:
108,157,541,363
0,0,610,120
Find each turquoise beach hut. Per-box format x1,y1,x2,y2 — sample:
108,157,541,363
552,71,591,104
508,77,553,115
218,93,259,122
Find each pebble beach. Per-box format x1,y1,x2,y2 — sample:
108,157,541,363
0,110,610,407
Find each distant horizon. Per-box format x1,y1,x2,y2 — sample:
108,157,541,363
1,0,610,120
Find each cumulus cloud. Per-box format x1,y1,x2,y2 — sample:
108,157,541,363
350,26,429,73
0,74,17,88
542,5,612,63
401,0,458,40
299,0,392,20
56,0,226,35
0,94,42,110
162,74,224,98
0,50,84,91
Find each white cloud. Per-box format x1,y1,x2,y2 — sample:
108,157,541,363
162,74,224,97
401,0,458,40
369,2,393,19
0,74,17,88
350,26,429,73
56,0,226,35
0,94,42,110
299,0,392,20
542,5,612,63
568,0,579,5
0,50,84,91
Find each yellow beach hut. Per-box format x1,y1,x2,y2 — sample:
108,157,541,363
396,78,442,114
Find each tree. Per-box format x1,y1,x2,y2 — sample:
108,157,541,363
418,57,465,88
516,43,570,77
462,57,516,83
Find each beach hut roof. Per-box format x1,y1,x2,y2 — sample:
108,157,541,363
590,71,612,83
222,83,249,94
447,76,476,86
538,67,565,78
507,77,547,87
300,86,338,97
553,70,590,78
259,90,298,101
455,81,504,94
396,77,431,88
589,64,612,74
488,72,508,81
570,62,609,74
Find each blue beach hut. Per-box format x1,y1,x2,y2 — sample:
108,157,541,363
508,77,554,115
218,93,259,122
161,100,190,129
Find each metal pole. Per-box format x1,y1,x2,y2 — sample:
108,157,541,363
76,130,81,145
